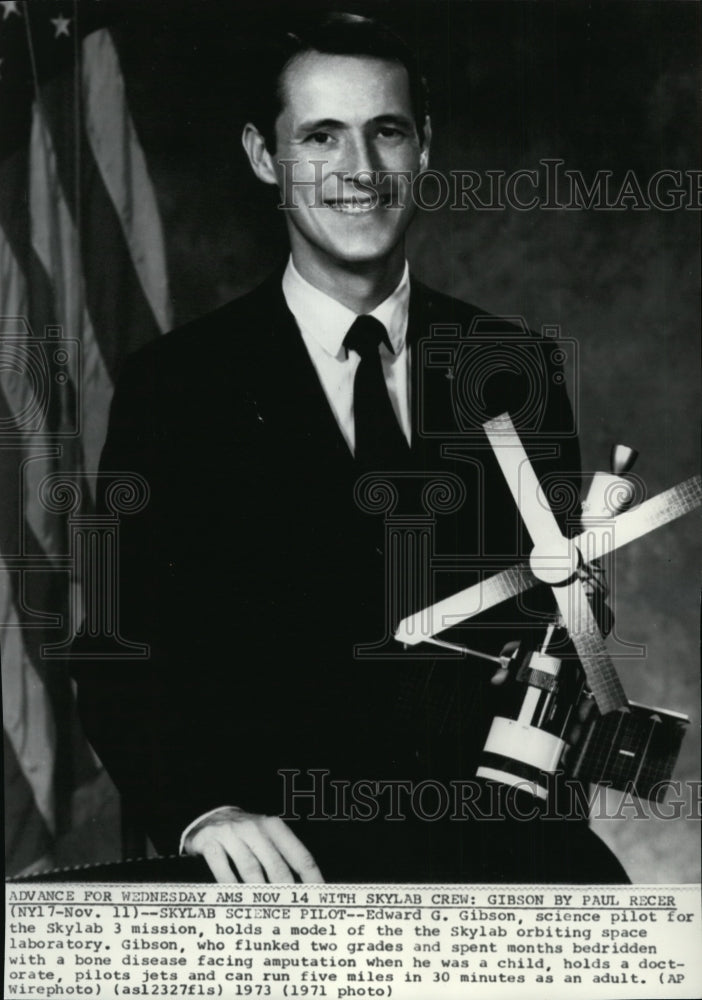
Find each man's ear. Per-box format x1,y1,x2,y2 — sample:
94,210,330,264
419,115,432,172
241,123,278,186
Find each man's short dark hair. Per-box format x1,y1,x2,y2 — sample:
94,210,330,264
254,11,429,152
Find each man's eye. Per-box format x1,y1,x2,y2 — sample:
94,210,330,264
306,131,332,145
378,127,403,139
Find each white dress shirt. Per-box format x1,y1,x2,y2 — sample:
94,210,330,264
282,256,412,452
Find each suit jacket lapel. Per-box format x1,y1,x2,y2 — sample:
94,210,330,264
407,276,456,469
246,269,354,469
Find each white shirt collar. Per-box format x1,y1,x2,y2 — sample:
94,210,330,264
282,256,410,359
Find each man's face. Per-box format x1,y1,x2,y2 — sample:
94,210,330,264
270,51,428,271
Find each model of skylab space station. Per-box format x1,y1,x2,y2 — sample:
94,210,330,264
395,412,701,803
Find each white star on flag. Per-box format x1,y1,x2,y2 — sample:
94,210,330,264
1,1,21,19
51,13,71,38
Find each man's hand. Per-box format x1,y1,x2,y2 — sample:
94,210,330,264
182,807,325,884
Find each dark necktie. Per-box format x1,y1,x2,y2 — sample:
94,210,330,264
343,315,410,467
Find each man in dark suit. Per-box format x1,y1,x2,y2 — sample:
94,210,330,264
73,12,627,884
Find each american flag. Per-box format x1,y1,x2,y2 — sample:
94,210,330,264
0,1,171,875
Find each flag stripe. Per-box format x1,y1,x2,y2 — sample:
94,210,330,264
0,219,66,837
3,729,53,873
83,30,171,334
38,49,164,380
0,182,74,555
0,414,97,841
0,235,101,809
0,245,97,853
29,98,112,488
1,565,57,831
0,147,59,345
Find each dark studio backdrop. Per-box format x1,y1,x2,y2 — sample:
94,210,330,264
6,0,698,881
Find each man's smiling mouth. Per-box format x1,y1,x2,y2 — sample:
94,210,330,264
324,193,393,212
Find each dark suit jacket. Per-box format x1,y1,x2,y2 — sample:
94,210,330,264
72,268,628,882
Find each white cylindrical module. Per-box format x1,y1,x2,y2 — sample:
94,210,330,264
476,650,581,800
477,718,566,799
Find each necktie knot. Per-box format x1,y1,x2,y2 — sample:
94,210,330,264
343,315,393,360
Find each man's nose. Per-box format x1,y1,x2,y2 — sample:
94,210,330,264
341,133,380,183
